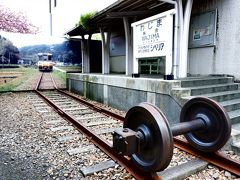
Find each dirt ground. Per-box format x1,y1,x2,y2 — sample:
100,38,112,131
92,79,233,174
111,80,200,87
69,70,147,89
0,72,23,85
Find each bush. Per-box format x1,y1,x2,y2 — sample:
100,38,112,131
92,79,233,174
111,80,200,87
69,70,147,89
77,11,97,30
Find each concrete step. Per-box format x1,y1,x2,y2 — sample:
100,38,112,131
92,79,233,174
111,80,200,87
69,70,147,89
181,90,240,106
180,77,234,88
190,83,239,96
228,110,240,124
232,124,240,142
232,142,240,155
181,98,240,124
222,124,240,155
201,90,240,102
176,77,240,155
230,124,240,155
220,98,240,112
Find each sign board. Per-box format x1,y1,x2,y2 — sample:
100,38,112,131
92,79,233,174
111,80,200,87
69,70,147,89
132,9,175,59
131,9,175,74
189,10,217,48
110,35,125,56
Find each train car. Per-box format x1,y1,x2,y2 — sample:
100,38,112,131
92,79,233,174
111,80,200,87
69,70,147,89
37,53,54,71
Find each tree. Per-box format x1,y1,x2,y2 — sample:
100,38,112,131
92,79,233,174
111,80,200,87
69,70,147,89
0,6,39,34
0,35,19,64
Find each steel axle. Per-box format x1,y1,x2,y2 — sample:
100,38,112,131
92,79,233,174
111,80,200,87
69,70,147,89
112,97,231,172
171,118,209,136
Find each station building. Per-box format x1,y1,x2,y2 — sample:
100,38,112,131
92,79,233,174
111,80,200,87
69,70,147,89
65,0,240,152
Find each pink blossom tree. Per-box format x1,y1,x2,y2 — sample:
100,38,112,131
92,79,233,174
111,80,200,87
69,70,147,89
0,6,39,34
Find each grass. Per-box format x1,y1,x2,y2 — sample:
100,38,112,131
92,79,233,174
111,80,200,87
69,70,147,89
0,67,21,72
52,69,67,84
0,67,37,91
55,66,82,72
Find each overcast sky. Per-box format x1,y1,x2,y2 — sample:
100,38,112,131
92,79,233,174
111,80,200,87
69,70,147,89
0,0,117,35
0,0,117,47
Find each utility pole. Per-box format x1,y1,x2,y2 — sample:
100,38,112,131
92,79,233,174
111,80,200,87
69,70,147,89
8,52,10,64
49,0,58,36
49,0,53,36
2,55,4,68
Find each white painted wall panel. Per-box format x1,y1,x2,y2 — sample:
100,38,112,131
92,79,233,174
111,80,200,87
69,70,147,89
110,56,126,73
189,0,240,80
189,47,214,75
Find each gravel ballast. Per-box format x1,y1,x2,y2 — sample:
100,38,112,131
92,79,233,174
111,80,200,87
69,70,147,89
0,91,239,179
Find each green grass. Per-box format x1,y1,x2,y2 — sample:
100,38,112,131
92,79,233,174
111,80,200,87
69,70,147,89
0,67,21,72
0,67,37,91
55,66,82,72
52,69,66,83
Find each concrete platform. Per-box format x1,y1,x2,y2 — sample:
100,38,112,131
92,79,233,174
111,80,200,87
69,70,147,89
67,73,182,124
66,73,236,125
67,73,240,154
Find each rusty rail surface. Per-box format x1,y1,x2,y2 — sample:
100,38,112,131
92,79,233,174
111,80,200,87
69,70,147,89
35,72,161,180
35,72,240,178
34,72,43,90
174,138,240,176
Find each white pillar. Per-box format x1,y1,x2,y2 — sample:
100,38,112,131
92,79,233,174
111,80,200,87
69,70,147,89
106,30,111,73
160,0,180,79
81,37,86,73
179,0,193,78
132,25,139,74
100,28,111,74
100,28,105,74
86,34,92,72
81,35,91,73
165,13,174,76
177,0,184,78
123,17,133,75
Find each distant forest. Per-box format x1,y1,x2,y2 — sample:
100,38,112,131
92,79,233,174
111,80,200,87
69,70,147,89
1,36,83,65
20,39,82,64
0,35,19,64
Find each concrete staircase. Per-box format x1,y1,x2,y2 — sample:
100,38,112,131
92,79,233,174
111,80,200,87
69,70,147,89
172,75,240,155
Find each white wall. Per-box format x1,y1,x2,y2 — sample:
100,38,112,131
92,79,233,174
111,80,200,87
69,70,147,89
110,56,126,73
189,47,215,75
189,0,240,80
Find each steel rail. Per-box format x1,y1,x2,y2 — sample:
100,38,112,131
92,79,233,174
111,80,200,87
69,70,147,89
57,88,240,176
35,72,43,90
50,73,58,89
49,71,125,121
173,138,240,176
57,89,125,121
58,90,240,177
36,72,240,178
35,72,161,180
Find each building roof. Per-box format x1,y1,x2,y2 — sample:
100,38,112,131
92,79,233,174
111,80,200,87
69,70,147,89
65,0,173,36
65,26,90,37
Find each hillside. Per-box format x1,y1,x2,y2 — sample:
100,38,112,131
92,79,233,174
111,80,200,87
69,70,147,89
19,39,82,64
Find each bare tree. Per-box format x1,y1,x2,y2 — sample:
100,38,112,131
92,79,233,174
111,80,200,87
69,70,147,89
0,6,39,34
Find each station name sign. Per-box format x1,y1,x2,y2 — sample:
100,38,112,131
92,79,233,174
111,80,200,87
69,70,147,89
132,9,175,59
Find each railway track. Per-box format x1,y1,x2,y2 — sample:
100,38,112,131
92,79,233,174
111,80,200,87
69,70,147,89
26,92,133,179
37,72,56,90
34,72,156,179
33,72,240,179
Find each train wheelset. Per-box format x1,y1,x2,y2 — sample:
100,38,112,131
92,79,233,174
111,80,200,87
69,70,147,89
112,97,231,172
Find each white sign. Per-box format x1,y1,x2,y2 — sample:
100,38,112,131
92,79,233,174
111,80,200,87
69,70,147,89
132,9,175,58
131,9,175,74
